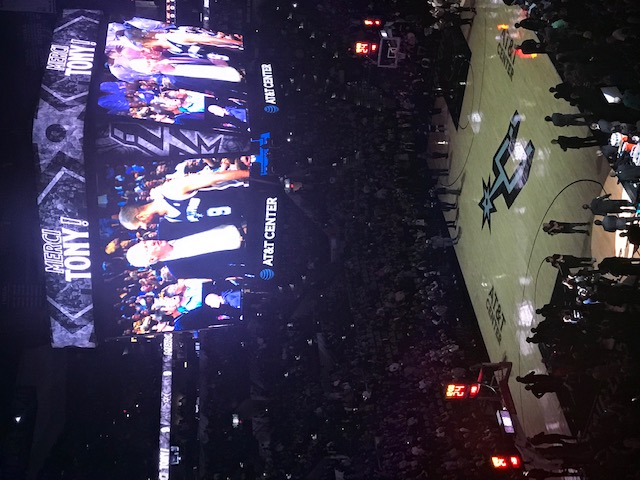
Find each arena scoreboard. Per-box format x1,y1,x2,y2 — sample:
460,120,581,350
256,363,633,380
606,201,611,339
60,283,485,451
34,9,284,347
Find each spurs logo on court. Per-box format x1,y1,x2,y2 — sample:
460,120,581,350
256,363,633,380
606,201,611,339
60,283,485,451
479,111,534,230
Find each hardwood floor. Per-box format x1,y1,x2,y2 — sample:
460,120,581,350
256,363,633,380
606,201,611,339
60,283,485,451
425,0,633,441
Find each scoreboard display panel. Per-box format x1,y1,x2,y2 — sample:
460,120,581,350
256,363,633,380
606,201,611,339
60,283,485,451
34,8,283,347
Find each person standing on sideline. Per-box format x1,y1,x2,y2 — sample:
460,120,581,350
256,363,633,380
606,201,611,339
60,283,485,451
516,372,559,384
517,39,548,54
545,113,592,127
545,254,595,270
551,135,600,151
514,18,547,32
545,254,595,276
598,256,640,276
594,216,640,232
583,193,637,215
543,220,590,235
524,379,571,398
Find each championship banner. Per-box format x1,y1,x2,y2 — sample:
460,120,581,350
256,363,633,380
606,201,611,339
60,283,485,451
33,9,102,348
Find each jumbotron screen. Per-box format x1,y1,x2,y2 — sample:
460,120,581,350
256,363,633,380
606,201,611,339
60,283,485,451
34,9,282,347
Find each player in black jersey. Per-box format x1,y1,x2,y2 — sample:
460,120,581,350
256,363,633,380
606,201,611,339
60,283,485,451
119,168,249,230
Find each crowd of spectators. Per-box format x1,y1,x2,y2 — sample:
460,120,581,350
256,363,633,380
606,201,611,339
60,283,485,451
236,0,640,478
205,0,520,479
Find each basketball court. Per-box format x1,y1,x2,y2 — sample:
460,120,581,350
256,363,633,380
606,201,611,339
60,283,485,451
427,0,636,444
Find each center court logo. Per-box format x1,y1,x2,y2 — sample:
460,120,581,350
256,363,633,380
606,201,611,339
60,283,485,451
479,111,534,230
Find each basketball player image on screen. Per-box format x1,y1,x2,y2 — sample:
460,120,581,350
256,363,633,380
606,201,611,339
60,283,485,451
118,159,250,236
116,159,250,279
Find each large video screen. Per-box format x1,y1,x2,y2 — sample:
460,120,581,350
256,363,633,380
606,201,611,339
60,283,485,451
34,10,282,347
93,154,254,337
98,18,249,133
91,17,253,160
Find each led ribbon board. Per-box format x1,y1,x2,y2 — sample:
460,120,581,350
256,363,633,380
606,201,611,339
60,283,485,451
34,9,102,348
